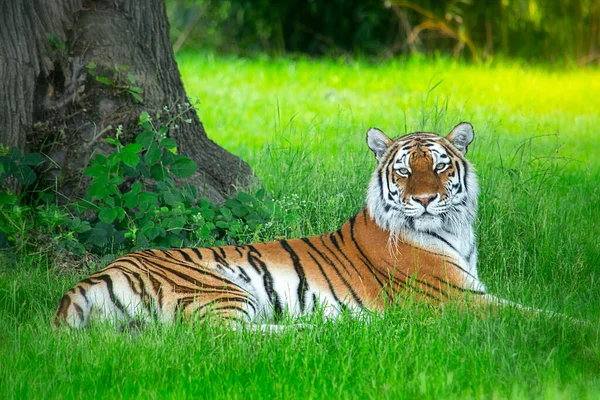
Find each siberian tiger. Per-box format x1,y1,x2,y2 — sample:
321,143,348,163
55,122,503,330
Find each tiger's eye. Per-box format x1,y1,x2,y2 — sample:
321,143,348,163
435,163,447,172
397,168,410,176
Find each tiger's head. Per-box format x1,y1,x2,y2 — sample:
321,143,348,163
366,122,478,235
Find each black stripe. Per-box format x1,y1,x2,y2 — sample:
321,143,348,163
335,228,345,244
348,213,393,300
73,303,85,322
184,295,253,320
381,260,448,299
187,247,204,261
306,252,349,312
466,245,475,263
139,258,247,297
177,249,194,262
109,265,159,319
402,245,478,280
210,248,234,272
301,237,364,307
237,266,252,283
426,231,459,254
247,247,283,317
94,274,128,316
280,240,309,312
326,233,364,279
136,252,246,292
78,286,89,305
317,236,350,274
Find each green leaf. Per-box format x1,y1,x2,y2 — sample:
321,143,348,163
128,86,143,93
120,151,139,168
95,76,113,85
160,138,177,151
162,191,178,206
9,148,22,161
98,208,118,223
91,154,109,166
135,131,154,148
138,111,150,125
108,153,121,168
130,91,144,103
21,153,45,166
151,164,168,181
255,188,266,200
144,145,162,166
120,143,142,168
161,151,175,166
165,216,186,230
123,143,143,154
127,71,136,84
143,225,164,241
115,207,125,221
88,183,113,201
85,227,110,248
16,165,36,185
215,221,229,229
224,199,242,209
67,218,92,234
83,165,107,177
169,158,197,178
123,192,139,209
167,235,184,248
237,191,255,204
202,208,215,221
139,192,158,212
232,205,249,218
86,62,97,69
110,176,124,185
219,207,233,221
135,231,149,248
198,224,211,238
0,192,17,206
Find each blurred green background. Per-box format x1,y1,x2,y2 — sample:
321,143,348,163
167,0,600,64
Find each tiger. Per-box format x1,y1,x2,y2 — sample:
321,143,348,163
55,122,504,331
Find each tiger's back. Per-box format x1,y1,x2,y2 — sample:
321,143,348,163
55,122,488,329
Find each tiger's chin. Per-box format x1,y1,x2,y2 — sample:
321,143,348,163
412,214,443,232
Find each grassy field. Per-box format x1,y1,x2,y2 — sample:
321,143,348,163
2,54,600,399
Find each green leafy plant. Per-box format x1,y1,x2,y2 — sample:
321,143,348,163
86,63,144,103
0,111,277,263
76,111,276,252
0,147,86,259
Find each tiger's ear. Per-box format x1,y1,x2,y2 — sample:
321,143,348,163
367,128,392,160
447,122,474,155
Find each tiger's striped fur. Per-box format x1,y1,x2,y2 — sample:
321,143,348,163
55,122,491,329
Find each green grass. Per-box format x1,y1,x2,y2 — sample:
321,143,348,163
2,54,600,399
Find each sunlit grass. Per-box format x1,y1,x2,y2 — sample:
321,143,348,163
1,54,599,399
177,53,600,166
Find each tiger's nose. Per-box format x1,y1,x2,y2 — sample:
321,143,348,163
412,194,438,208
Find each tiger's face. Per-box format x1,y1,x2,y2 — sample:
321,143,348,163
366,122,478,235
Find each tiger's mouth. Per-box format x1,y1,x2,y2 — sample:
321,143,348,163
411,213,444,231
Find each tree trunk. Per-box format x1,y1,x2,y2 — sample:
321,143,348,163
0,0,253,202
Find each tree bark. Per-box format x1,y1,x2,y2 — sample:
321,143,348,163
0,0,253,202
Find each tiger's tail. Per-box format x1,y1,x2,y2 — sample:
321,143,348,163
477,294,587,326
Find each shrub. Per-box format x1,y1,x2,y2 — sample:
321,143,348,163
0,111,277,265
